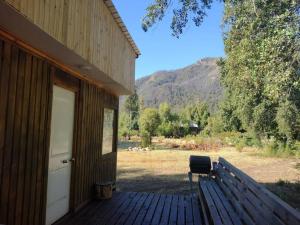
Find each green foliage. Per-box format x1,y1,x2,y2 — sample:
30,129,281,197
124,88,140,131
118,112,130,138
204,114,224,135
262,138,300,158
220,0,300,143
157,103,182,137
141,131,151,147
182,102,210,131
142,0,300,150
139,108,161,143
276,100,300,144
159,102,172,122
143,0,213,37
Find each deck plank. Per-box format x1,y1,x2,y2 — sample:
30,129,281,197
185,195,194,225
191,194,202,225
160,194,173,225
151,194,167,225
100,192,137,225
107,192,143,225
115,192,145,225
168,195,178,225
177,195,186,225
142,194,161,225
55,192,203,225
124,192,150,225
91,192,136,225
133,193,156,225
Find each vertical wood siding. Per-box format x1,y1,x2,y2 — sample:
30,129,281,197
0,39,52,225
73,81,118,208
0,38,119,225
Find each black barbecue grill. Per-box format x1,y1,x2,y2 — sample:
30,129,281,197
188,155,212,192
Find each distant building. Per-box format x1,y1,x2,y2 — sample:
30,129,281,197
189,121,200,134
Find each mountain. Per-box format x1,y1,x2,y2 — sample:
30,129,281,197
122,57,224,112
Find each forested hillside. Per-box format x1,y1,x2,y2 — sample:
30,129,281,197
135,57,222,112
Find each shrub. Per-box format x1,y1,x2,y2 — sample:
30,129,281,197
262,138,299,158
141,131,151,147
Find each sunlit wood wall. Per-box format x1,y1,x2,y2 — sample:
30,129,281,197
3,0,136,92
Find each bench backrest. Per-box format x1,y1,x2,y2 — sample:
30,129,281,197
215,157,300,225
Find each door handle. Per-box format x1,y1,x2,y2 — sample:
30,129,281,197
61,159,68,164
69,158,75,163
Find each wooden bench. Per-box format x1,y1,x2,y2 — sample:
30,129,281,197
198,157,300,225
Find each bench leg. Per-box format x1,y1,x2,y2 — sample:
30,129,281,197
188,171,193,192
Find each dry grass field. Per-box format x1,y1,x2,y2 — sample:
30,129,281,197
116,141,300,210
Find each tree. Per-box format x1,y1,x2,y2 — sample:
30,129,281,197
220,0,300,142
139,108,161,145
183,102,210,131
159,102,172,122
143,0,300,144
142,0,215,37
118,112,131,138
157,103,181,137
124,88,140,131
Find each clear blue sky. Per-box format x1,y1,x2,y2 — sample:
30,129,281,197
113,0,225,79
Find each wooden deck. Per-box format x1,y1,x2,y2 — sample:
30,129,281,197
56,192,203,225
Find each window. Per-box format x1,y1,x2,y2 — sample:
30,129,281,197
102,108,114,155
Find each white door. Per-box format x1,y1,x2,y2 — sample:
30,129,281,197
46,85,75,225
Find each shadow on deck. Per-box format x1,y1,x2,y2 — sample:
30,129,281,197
55,191,203,225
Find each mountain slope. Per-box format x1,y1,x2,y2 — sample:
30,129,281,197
135,57,223,112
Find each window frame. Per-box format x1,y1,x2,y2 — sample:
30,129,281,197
101,107,116,155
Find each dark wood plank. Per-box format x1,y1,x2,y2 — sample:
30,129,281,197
197,176,209,225
142,194,161,225
0,40,8,205
210,181,242,225
22,53,38,225
14,53,33,225
132,193,156,225
34,61,50,225
151,194,167,225
168,195,178,225
185,195,194,225
106,192,141,225
28,57,43,225
177,195,185,225
115,194,146,225
200,180,222,225
40,66,53,225
160,194,172,225
217,162,284,225
219,157,300,225
123,192,150,225
206,181,233,225
8,49,26,225
215,175,255,225
191,194,202,225
0,44,19,222
68,192,124,225
93,192,135,224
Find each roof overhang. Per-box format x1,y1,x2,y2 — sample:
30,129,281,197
104,0,141,58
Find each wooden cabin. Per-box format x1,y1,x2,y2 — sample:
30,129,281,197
0,1,140,225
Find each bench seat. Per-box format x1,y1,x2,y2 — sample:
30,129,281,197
198,157,300,225
200,178,242,225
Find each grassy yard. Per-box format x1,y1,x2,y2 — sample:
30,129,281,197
116,140,300,210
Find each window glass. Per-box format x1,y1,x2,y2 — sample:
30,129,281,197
102,108,114,155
